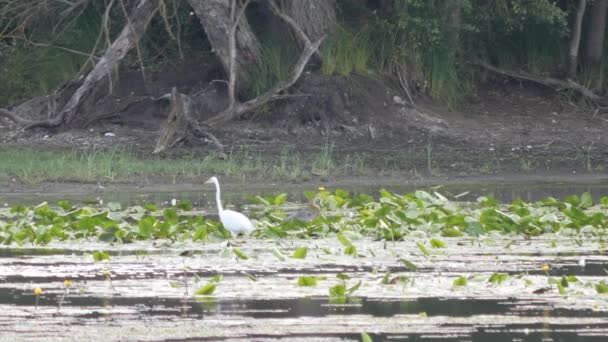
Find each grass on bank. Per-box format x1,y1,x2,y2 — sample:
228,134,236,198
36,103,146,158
0,143,598,185
0,145,411,184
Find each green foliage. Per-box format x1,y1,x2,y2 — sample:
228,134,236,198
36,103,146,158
321,26,372,76
248,29,298,96
1,186,607,246
93,251,110,262
297,276,318,287
0,0,211,106
292,246,308,259
465,0,568,74
489,273,509,285
233,248,249,260
453,276,468,287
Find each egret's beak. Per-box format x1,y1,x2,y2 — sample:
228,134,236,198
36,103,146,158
204,178,212,184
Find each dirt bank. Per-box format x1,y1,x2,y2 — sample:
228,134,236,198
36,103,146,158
1,62,607,190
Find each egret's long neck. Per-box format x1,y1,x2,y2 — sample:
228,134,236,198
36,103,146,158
213,180,223,213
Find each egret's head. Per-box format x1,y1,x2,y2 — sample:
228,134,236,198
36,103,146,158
204,176,218,184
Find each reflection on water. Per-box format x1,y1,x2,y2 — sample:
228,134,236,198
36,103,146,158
2,182,608,208
0,287,603,319
0,287,605,341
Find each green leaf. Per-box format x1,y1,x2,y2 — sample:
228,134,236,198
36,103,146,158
244,273,258,281
337,232,353,247
144,203,159,212
596,282,608,294
399,258,418,271
233,248,249,260
348,281,362,294
441,227,463,237
344,245,357,255
58,200,74,211
465,221,484,236
337,273,351,281
557,282,566,295
565,194,580,207
416,242,430,256
176,200,193,211
297,276,317,287
163,208,179,224
488,273,509,285
274,193,288,206
335,189,350,199
361,332,373,342
209,275,223,283
453,276,468,287
292,246,308,259
382,272,392,284
329,284,346,298
430,238,446,248
138,216,156,238
271,247,286,261
194,283,216,296
93,251,110,262
566,275,579,283
169,281,182,288
580,192,593,208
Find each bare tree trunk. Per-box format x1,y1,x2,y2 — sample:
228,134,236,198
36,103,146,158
280,0,336,45
568,0,587,79
155,0,324,153
187,0,261,93
63,0,161,126
445,1,461,58
584,0,608,67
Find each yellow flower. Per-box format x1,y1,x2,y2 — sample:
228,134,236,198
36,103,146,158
34,287,42,295
64,280,73,287
541,264,550,272
318,186,326,191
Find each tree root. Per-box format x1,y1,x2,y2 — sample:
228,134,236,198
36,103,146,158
153,87,225,157
471,60,607,105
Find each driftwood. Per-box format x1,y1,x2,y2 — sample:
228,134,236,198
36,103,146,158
153,87,226,156
472,60,606,104
0,0,161,129
154,0,323,153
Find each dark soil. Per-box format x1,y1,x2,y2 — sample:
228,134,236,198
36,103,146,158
2,60,608,186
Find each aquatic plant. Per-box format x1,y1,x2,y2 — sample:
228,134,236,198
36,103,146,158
0,190,607,246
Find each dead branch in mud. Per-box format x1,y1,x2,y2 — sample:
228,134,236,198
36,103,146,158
471,60,606,104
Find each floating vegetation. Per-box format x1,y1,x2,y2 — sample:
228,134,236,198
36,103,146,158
0,190,607,246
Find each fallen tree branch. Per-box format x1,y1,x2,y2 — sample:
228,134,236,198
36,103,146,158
0,108,40,126
471,60,605,103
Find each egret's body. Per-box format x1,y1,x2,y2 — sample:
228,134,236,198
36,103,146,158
205,176,254,236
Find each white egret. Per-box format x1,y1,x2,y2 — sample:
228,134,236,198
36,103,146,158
205,176,254,236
